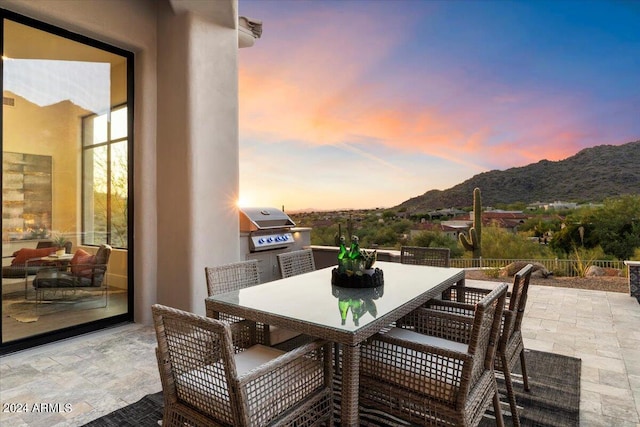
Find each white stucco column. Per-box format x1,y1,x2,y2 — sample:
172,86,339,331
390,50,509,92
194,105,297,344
156,1,241,315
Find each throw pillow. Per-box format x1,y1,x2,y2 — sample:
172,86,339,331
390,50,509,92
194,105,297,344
11,247,58,266
70,249,96,278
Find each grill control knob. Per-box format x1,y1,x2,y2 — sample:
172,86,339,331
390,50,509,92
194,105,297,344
258,238,265,244
266,237,273,243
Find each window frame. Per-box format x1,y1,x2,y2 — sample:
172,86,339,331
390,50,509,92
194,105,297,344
0,8,135,355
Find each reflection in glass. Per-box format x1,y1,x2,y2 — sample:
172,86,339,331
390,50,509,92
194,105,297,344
2,17,130,346
332,285,384,326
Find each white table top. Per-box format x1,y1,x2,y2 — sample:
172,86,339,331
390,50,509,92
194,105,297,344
206,261,464,345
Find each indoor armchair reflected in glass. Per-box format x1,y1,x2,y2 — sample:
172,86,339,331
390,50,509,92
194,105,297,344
332,285,384,326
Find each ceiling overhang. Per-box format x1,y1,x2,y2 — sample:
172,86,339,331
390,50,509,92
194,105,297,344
168,0,261,48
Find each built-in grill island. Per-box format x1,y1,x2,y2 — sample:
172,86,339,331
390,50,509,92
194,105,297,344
239,207,311,282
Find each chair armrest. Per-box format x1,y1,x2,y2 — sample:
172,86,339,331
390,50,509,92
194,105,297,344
425,299,476,315
238,339,330,383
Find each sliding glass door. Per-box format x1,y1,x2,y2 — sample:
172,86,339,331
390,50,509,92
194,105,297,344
1,11,133,352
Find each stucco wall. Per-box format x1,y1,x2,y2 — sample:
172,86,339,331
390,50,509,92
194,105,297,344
156,2,241,315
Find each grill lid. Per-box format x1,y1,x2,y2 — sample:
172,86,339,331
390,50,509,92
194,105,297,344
239,207,295,231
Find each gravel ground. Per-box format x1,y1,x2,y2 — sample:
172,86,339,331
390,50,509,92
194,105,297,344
465,269,629,294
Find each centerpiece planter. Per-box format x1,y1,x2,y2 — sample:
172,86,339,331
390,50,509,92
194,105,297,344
331,235,384,288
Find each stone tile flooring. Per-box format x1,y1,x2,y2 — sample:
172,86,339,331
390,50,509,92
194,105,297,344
1,286,639,426
523,286,640,427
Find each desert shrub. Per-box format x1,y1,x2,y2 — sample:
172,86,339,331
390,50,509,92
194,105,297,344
569,245,606,277
410,231,464,258
481,225,555,259
485,267,501,278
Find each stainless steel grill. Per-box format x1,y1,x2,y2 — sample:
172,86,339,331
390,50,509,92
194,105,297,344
239,207,296,252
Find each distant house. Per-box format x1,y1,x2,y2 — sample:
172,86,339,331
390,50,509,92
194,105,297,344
468,210,529,233
527,201,579,210
544,201,578,210
426,208,466,220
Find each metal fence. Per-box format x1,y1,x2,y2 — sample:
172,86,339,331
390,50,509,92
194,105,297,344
450,258,628,277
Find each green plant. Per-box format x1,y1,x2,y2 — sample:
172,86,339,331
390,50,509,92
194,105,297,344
570,245,603,277
459,187,482,265
551,266,569,277
485,267,500,278
481,225,555,259
51,233,68,248
410,230,464,258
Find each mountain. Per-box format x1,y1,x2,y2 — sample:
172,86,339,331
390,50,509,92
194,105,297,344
395,140,640,213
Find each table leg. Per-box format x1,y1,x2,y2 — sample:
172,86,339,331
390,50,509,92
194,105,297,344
341,343,360,426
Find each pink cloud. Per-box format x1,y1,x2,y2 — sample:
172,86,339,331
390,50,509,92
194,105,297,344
240,9,626,177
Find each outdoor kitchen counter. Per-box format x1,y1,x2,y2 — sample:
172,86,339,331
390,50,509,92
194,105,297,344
205,261,465,426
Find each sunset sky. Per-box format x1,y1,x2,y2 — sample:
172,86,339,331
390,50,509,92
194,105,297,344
237,0,640,212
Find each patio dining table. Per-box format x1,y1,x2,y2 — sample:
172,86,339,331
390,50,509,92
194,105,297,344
205,260,465,426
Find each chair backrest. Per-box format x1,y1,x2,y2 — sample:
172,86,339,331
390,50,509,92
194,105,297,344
152,304,240,426
277,249,315,279
94,244,112,265
205,259,260,297
465,282,508,395
89,244,112,286
400,246,450,268
36,240,54,249
503,263,533,338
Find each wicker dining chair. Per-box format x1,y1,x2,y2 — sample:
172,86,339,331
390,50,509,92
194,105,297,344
400,246,451,267
204,260,301,346
425,264,534,426
277,248,316,279
359,283,508,427
152,304,334,427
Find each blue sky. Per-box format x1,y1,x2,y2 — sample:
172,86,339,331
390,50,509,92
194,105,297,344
237,0,640,211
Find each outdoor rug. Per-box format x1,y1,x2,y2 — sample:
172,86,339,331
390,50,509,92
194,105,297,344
84,349,580,427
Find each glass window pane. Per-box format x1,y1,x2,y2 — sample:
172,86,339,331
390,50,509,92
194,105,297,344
2,15,131,347
83,146,108,246
110,141,128,248
110,107,127,140
92,114,108,145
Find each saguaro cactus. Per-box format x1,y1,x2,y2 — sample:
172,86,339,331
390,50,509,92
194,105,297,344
459,187,482,265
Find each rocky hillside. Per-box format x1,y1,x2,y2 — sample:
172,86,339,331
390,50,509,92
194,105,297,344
396,140,640,213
